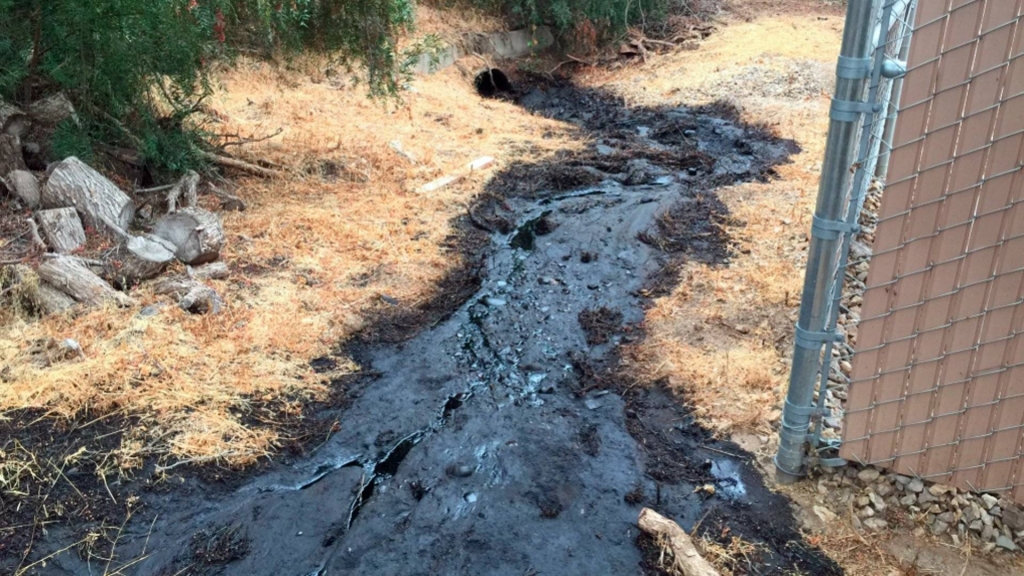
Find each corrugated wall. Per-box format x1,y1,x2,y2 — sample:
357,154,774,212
841,1,1024,503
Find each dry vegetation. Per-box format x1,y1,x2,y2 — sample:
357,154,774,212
0,49,579,470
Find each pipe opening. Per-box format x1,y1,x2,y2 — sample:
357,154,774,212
474,68,512,98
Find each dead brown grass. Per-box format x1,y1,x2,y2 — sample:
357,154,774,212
0,52,578,470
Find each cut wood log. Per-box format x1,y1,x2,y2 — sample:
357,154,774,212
0,100,29,137
0,134,26,175
152,207,224,265
26,93,77,127
103,234,177,288
35,207,86,253
5,169,40,208
24,93,77,159
7,264,77,315
33,280,78,315
637,508,720,576
188,261,229,281
36,255,133,307
166,170,200,213
153,275,224,314
42,157,135,235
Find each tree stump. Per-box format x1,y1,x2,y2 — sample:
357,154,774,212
37,255,133,307
35,207,87,253
42,157,135,236
152,207,225,264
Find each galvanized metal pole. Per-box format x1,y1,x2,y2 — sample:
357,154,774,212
875,1,916,181
775,0,878,483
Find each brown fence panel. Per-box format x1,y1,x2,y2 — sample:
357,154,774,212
841,0,1024,503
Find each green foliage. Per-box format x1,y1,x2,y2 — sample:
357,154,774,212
444,0,675,34
50,119,95,163
0,0,414,174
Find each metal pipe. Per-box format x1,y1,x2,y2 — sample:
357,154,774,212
775,0,878,484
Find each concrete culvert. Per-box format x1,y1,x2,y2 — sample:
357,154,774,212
474,68,512,98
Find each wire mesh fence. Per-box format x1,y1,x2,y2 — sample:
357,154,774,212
839,0,1024,504
775,0,918,480
806,0,918,463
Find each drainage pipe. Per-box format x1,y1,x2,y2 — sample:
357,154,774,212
775,0,878,483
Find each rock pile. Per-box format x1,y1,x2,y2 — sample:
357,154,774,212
817,465,1024,554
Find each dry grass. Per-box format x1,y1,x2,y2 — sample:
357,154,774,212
0,50,578,469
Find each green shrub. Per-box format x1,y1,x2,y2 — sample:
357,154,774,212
0,0,414,175
441,0,677,35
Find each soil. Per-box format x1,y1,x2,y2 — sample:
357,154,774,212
7,74,840,575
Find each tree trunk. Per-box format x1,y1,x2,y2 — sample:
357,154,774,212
5,169,40,208
42,156,135,235
0,133,26,175
152,207,225,265
36,255,133,307
7,264,77,315
153,275,224,314
103,234,177,288
35,207,86,253
637,508,720,576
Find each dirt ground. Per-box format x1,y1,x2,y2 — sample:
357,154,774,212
2,1,1022,575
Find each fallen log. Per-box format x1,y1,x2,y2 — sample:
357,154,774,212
36,254,133,307
42,157,135,235
153,275,224,314
637,508,720,576
5,169,40,208
35,207,86,253
0,134,26,175
152,207,224,265
103,234,177,288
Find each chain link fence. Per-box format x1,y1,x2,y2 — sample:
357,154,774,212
776,0,917,480
779,0,1024,505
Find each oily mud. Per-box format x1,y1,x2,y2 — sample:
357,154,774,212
19,79,839,575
